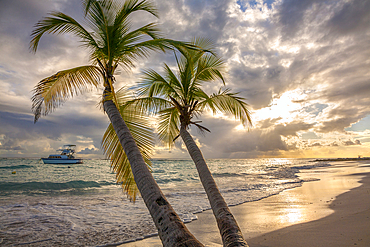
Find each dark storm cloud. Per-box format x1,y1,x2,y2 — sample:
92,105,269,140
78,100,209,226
316,101,369,134
213,127,294,157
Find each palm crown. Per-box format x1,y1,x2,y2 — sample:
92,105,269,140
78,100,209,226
30,0,192,200
133,38,252,148
30,0,192,122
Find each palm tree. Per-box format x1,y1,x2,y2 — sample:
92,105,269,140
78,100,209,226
101,86,153,202
132,38,252,247
30,0,203,246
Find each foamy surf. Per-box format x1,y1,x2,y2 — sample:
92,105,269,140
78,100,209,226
0,158,327,246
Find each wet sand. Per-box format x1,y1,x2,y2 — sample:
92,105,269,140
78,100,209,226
120,161,370,247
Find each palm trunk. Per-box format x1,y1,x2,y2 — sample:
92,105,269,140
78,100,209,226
180,125,249,247
104,100,203,247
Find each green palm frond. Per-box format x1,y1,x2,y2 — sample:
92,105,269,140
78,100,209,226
118,23,162,47
121,95,178,148
133,38,232,146
134,38,252,147
194,53,225,84
191,37,216,54
199,88,252,127
137,66,180,98
102,124,139,200
30,12,97,52
136,68,167,96
31,0,206,203
157,107,180,147
175,37,215,59
101,87,154,201
163,63,183,97
99,84,133,110
118,0,159,20
115,39,197,69
125,97,173,118
31,66,101,122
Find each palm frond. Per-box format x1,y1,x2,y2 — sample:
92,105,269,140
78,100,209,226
109,24,164,69
98,85,134,111
117,0,159,20
199,88,252,127
102,124,139,200
115,39,197,69
84,0,117,17
193,53,225,85
191,37,216,54
157,107,180,148
125,97,173,117
31,66,101,122
30,11,97,52
175,37,215,59
191,121,211,135
136,66,181,99
118,22,162,46
101,87,154,201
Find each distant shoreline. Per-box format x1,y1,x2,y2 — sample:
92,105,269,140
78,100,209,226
312,157,370,162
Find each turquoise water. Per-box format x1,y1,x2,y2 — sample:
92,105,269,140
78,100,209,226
0,159,116,196
0,158,328,246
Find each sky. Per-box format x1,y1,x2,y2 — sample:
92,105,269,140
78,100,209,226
0,0,369,159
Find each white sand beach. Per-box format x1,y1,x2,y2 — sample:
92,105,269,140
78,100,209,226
120,161,370,247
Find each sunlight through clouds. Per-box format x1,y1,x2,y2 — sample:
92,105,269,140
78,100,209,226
253,89,306,124
0,0,369,158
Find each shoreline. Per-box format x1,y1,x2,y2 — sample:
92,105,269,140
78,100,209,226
120,161,370,247
248,163,370,246
312,157,370,162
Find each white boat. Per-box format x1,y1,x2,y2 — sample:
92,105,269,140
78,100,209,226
42,145,83,164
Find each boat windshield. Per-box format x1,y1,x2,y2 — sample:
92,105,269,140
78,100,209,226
58,145,76,158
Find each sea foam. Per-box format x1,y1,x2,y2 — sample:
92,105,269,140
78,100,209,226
0,158,326,246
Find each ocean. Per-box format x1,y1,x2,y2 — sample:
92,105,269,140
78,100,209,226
0,158,329,246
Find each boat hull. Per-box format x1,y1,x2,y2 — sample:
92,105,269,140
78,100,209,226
41,158,83,164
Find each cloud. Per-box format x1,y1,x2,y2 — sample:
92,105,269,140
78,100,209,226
330,142,339,147
324,0,370,37
0,137,24,151
186,116,311,158
0,0,369,158
309,142,322,147
343,139,361,146
277,0,321,39
77,147,101,155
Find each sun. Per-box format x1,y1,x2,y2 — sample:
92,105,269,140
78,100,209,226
253,89,306,125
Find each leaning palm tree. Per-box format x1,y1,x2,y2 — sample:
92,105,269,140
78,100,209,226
30,0,203,246
132,38,252,247
101,86,153,202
